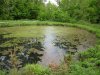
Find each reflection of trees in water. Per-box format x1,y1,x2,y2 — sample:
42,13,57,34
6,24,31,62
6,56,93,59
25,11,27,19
0,34,44,70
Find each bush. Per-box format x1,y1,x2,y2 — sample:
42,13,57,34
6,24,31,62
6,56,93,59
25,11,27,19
69,64,100,75
0,70,6,75
79,46,100,61
19,64,51,75
8,68,19,75
81,61,93,68
95,60,100,67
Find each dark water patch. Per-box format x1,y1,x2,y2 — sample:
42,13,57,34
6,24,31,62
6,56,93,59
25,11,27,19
0,35,44,70
0,33,14,45
54,39,78,55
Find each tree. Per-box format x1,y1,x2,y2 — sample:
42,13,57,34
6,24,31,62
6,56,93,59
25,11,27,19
0,0,44,20
0,0,11,19
59,0,100,23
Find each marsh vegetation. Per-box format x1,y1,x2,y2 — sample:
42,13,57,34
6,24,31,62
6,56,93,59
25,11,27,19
0,0,100,75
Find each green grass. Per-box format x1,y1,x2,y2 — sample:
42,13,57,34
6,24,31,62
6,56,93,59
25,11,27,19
0,20,100,75
9,64,51,75
0,20,99,37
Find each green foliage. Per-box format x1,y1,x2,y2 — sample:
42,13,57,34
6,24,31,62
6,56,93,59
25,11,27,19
0,0,11,19
59,0,100,23
69,64,100,75
1,64,51,75
72,45,100,75
0,0,44,20
79,45,100,61
20,64,51,75
95,60,100,67
8,68,19,75
0,0,99,23
0,70,6,75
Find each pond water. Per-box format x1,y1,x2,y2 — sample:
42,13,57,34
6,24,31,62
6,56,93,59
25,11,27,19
0,26,96,70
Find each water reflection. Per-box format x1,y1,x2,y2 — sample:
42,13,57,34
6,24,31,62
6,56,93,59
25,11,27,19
0,26,96,70
39,27,66,66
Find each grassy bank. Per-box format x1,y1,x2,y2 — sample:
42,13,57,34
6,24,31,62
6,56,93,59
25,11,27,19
0,20,99,37
0,20,100,75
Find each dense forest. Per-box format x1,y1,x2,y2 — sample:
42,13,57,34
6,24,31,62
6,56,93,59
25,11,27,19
0,0,100,23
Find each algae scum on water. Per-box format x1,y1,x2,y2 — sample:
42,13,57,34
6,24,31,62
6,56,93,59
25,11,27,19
0,26,96,70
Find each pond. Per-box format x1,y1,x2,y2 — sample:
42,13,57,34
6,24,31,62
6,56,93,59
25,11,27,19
0,26,96,70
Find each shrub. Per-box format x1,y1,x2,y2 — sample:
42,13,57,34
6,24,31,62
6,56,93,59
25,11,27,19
95,60,100,67
8,68,19,75
81,61,93,68
0,70,6,75
19,64,51,75
69,64,100,75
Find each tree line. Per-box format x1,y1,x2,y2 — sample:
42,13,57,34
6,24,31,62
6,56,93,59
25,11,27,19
0,0,100,23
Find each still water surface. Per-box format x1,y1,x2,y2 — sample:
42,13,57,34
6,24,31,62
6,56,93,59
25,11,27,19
0,26,96,69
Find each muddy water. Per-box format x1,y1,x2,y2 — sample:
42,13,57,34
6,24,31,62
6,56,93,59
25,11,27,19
0,26,96,69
